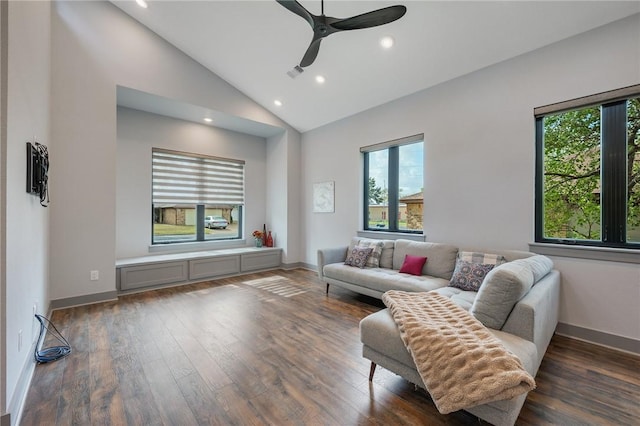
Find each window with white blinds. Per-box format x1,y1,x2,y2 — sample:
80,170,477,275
151,148,244,245
152,149,245,206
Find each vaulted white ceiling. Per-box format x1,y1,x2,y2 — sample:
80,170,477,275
112,1,640,133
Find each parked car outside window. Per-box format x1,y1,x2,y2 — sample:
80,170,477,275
204,216,228,229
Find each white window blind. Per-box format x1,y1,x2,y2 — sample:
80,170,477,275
152,149,245,206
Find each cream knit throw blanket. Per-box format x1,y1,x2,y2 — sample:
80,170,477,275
382,290,536,414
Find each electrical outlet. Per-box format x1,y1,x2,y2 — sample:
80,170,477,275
18,330,22,352
90,270,99,281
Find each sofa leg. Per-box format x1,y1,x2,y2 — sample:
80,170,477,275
369,362,377,381
326,283,329,294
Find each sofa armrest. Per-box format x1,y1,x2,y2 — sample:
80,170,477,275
501,269,560,369
317,246,348,280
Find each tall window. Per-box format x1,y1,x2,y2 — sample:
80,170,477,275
362,135,424,233
535,86,639,249
152,148,244,244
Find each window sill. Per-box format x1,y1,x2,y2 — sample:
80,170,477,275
117,246,281,267
358,230,426,242
528,242,639,264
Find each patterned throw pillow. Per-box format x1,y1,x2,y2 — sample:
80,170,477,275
449,252,506,292
449,260,496,291
344,246,374,269
356,238,385,268
458,251,506,265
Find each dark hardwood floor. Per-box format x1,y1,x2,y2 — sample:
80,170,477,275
22,269,640,425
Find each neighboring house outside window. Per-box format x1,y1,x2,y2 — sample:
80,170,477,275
362,134,424,233
535,85,639,249
152,148,244,244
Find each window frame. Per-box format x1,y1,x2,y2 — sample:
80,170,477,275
151,148,245,245
361,134,424,234
534,84,640,250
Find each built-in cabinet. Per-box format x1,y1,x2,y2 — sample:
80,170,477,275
116,247,282,292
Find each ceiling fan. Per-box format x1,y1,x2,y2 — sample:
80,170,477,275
276,0,407,69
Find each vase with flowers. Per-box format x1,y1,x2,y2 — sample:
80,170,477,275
252,230,263,247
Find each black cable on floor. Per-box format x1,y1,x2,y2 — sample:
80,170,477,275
34,314,71,363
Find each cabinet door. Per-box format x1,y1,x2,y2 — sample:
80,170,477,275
189,255,240,280
241,250,281,272
119,261,188,291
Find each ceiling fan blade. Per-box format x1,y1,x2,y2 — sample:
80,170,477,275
331,5,407,31
276,0,315,28
300,37,322,68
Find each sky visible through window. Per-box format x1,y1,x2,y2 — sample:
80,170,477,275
368,141,424,199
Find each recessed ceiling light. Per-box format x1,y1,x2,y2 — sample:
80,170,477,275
136,0,148,8
380,36,395,49
203,118,213,123
274,100,283,107
315,75,326,84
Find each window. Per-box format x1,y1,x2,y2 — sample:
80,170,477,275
152,148,244,244
362,135,424,233
535,85,639,249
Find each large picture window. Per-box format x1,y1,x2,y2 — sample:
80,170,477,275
152,148,244,244
362,135,424,233
535,86,639,249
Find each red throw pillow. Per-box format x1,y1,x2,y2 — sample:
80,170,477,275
399,254,427,276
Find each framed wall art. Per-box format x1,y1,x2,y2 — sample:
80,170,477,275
313,181,335,213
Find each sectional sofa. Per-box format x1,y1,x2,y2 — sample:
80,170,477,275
317,237,561,426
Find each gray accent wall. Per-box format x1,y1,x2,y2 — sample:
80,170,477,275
2,2,51,424
301,14,640,347
267,130,302,273
116,107,269,258
49,0,302,304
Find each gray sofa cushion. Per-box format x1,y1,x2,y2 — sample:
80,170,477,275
489,329,537,376
430,287,477,311
378,240,396,269
360,309,415,367
470,261,534,330
510,255,554,283
392,240,458,279
324,263,449,293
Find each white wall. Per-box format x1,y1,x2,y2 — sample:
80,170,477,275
553,257,639,340
302,15,640,343
116,107,268,258
49,1,301,302
266,130,302,264
3,1,51,423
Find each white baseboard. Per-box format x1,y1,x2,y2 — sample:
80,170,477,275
7,341,38,426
